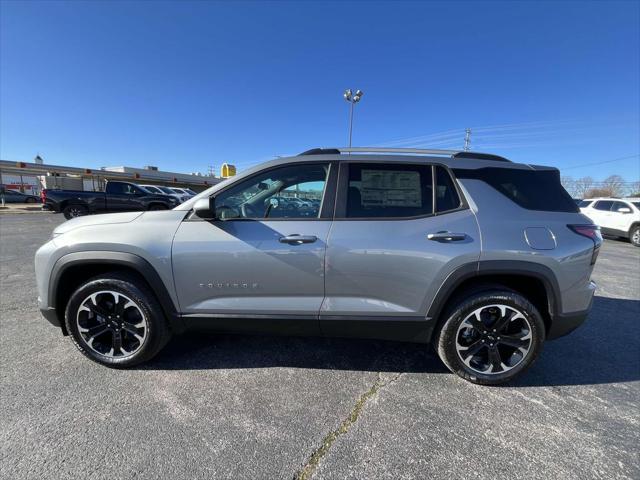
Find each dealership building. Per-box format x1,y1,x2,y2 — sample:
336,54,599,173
0,158,223,195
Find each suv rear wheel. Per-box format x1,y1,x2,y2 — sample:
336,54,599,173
435,289,544,385
64,273,171,367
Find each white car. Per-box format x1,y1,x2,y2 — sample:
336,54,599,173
579,198,640,247
139,184,189,203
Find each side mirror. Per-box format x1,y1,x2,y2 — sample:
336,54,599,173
617,207,632,214
193,197,215,219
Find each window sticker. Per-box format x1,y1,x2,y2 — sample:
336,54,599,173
360,169,421,207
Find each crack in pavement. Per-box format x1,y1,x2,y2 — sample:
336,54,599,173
293,371,403,480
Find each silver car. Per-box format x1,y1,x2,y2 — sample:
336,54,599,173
35,147,600,384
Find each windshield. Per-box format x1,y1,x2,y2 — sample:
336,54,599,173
578,200,592,207
159,187,175,194
184,188,196,195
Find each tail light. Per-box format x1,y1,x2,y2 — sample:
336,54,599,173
40,189,47,203
568,224,602,264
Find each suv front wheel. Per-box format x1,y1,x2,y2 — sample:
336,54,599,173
630,225,640,247
64,273,171,367
435,289,545,385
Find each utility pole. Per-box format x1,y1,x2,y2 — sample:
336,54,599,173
463,128,472,151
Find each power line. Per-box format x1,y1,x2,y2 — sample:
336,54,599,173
561,154,640,170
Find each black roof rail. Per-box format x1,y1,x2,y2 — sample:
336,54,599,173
452,152,511,162
299,148,341,155
298,147,511,162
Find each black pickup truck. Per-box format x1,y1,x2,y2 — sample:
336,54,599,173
43,181,180,219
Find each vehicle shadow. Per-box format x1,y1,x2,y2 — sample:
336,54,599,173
144,296,640,387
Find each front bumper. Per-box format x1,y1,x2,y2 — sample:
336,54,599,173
39,306,61,327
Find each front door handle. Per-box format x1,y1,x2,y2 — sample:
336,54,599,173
279,234,318,245
427,231,467,242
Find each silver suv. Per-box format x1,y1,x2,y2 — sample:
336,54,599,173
35,147,601,385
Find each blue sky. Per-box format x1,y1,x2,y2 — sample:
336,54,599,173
1,0,638,181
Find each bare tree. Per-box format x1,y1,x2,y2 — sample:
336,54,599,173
561,176,576,197
574,176,594,198
627,181,640,197
600,175,625,197
585,187,613,198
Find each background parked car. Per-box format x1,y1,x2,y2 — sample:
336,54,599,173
1,189,40,203
43,180,179,219
580,197,640,247
169,187,195,199
138,184,166,195
156,186,190,203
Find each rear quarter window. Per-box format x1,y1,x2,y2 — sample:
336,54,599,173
453,167,578,213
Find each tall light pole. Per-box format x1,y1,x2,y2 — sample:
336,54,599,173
343,89,363,147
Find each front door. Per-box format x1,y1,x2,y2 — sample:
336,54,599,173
321,162,481,341
172,162,336,334
107,183,147,211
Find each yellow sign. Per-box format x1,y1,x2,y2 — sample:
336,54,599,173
221,163,236,178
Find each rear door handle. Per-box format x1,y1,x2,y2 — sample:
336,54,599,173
279,234,318,245
427,231,467,242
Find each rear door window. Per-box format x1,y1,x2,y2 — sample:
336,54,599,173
611,201,631,212
344,163,433,218
435,166,462,213
594,200,614,211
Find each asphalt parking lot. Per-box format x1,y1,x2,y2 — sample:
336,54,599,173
1,213,639,480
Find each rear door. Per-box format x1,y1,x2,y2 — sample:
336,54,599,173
589,200,615,230
610,201,633,232
321,161,481,341
172,161,337,334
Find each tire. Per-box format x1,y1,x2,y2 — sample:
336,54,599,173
434,289,545,385
25,197,37,204
64,273,171,367
63,204,89,219
630,225,640,247
148,204,168,211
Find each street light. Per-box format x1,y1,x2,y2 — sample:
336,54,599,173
344,88,363,147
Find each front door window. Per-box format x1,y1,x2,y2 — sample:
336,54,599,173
214,163,329,220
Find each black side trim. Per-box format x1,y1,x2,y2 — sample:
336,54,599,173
320,319,434,343
601,226,629,238
48,251,183,333
426,260,562,323
181,314,320,337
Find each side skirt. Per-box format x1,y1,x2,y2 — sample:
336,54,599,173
180,314,434,344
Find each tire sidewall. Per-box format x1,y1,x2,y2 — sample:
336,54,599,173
437,291,545,385
631,226,640,247
64,276,167,367
63,205,88,219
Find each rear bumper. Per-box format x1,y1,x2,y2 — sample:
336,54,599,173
547,310,590,340
547,281,595,340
